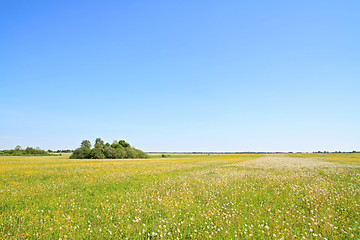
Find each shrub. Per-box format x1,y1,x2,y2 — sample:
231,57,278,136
70,147,91,159
70,138,148,159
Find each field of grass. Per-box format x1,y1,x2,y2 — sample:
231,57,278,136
1,153,359,239
289,152,360,164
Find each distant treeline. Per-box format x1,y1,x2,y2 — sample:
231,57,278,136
0,146,50,156
70,138,149,159
48,149,72,153
313,151,359,153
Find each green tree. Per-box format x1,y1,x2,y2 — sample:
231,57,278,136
135,149,149,158
119,140,130,148
114,147,127,159
125,147,137,158
111,140,120,148
25,147,35,154
70,147,91,159
81,140,92,148
89,148,105,159
104,147,116,159
70,138,148,159
94,138,105,149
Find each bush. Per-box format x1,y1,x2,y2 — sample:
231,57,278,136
70,138,148,159
89,148,106,159
70,147,91,159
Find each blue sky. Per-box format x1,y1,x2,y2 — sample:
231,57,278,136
1,1,359,152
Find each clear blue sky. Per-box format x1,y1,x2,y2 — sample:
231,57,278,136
1,1,359,152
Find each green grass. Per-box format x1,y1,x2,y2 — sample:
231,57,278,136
1,153,359,239
289,152,360,164
147,153,218,159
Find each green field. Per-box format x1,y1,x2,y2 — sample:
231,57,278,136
1,153,359,239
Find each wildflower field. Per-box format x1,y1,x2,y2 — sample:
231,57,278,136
1,153,359,239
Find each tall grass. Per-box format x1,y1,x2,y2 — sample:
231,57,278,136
289,152,360,164
1,154,359,239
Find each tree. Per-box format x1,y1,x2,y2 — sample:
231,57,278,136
94,138,105,149
104,147,116,159
25,147,35,154
15,145,22,150
89,148,105,159
119,140,130,148
135,149,149,158
111,140,120,148
81,140,92,148
125,147,137,158
69,138,149,159
70,147,91,159
114,147,127,159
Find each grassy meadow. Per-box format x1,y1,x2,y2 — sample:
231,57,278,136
289,152,360,164
1,153,359,239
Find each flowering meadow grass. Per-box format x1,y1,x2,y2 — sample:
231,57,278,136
289,153,360,164
1,153,359,239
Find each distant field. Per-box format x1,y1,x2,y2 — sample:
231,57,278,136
1,153,359,239
289,152,360,164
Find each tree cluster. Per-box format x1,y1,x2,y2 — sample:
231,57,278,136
48,149,72,153
70,138,149,159
0,146,50,156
